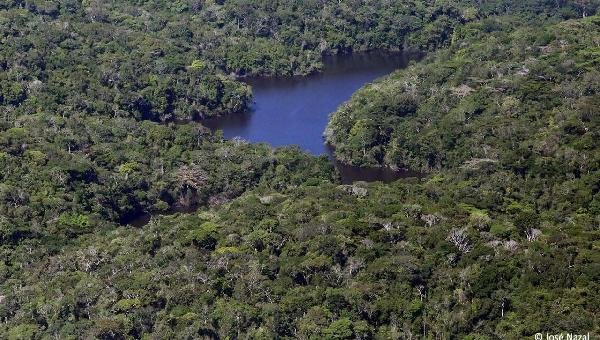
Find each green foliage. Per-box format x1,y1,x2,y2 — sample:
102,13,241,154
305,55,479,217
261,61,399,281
112,298,142,313
328,15,600,174
0,2,599,339
323,318,354,340
189,221,219,250
7,324,38,340
56,213,91,236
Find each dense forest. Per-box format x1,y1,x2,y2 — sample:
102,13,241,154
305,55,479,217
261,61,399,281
1,0,600,339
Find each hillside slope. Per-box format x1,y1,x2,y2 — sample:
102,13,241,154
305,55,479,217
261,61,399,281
327,15,600,174
1,15,599,339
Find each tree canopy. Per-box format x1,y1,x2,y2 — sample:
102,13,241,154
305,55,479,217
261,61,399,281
0,0,599,338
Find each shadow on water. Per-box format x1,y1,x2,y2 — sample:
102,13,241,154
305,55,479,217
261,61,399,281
129,51,425,227
124,203,198,229
325,146,424,184
202,50,422,157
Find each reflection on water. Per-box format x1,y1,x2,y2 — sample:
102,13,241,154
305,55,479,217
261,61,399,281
203,51,421,156
124,203,198,228
127,52,424,227
328,154,423,185
324,147,424,184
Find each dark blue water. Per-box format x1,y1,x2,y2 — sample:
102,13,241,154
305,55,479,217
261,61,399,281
130,52,422,226
203,51,418,155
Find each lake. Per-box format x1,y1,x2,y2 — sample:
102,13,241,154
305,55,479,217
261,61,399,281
129,52,421,226
203,51,422,183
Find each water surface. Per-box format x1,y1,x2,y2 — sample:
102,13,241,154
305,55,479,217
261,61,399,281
204,51,418,155
128,52,422,226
